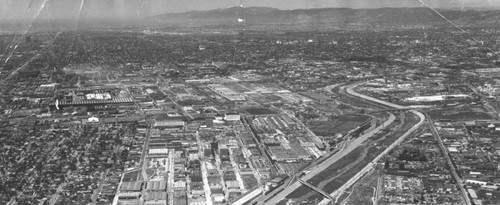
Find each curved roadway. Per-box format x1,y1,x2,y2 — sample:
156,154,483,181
313,84,426,204
260,93,397,205
260,83,429,205
345,83,471,205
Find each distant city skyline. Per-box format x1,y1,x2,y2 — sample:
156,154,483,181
1,0,499,20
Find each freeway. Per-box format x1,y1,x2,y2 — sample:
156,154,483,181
319,110,425,205
259,82,429,205
312,83,425,203
264,82,426,205
347,83,472,205
345,84,405,110
330,83,389,112
260,112,396,205
258,83,399,205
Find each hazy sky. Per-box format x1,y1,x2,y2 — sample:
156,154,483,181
1,0,499,20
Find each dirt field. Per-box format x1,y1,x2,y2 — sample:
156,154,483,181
309,114,371,136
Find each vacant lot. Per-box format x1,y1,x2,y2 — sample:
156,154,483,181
309,114,370,136
338,171,379,205
286,112,419,203
320,113,417,193
244,107,277,115
429,106,494,121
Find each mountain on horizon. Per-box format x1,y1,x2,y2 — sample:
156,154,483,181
1,7,500,32
150,6,500,28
